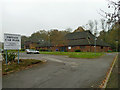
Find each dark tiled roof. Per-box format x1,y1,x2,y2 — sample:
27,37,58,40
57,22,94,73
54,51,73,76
65,31,110,47
65,31,90,40
96,39,110,46
67,39,90,46
36,41,53,47
25,40,53,47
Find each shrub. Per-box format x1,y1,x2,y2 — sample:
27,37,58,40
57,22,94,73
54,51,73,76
107,50,112,52
2,52,17,62
21,48,25,51
39,49,44,51
47,49,51,52
75,49,81,52
39,49,52,52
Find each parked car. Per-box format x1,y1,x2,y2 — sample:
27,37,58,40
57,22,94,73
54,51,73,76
26,49,39,54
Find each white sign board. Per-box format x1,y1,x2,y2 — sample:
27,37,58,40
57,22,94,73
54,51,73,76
68,46,71,49
4,33,21,50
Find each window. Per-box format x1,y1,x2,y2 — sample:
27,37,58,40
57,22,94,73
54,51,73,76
101,46,103,49
88,37,90,39
80,46,85,48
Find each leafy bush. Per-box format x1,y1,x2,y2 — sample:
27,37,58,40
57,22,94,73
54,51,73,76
75,49,81,52
21,48,25,51
39,49,47,51
107,50,112,52
39,49,52,52
47,49,51,52
2,52,17,62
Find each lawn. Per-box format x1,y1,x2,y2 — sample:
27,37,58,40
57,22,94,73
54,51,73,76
39,52,104,59
6,50,25,53
2,59,43,75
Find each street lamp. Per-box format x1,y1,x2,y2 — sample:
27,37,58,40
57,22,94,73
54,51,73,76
94,31,97,54
95,37,97,54
48,34,51,50
115,40,118,52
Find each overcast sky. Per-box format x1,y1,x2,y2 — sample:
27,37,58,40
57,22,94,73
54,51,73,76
0,0,111,41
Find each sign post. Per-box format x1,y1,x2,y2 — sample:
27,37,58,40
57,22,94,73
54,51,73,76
18,49,19,64
4,33,21,64
6,50,7,65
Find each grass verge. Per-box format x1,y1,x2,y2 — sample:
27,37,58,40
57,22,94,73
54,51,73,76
2,59,43,75
39,52,104,59
6,50,25,53
106,59,118,88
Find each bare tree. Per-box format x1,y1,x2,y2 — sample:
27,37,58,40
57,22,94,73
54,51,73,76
88,20,94,33
94,20,98,34
100,19,108,31
84,20,100,36
94,20,98,53
100,0,120,25
65,28,73,32
84,20,94,34
99,0,120,52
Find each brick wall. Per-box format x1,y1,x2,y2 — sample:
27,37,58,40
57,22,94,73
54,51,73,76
25,43,110,52
24,42,37,49
67,45,110,52
67,46,90,52
29,43,37,49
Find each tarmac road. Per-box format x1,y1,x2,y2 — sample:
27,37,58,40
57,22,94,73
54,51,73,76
2,53,116,88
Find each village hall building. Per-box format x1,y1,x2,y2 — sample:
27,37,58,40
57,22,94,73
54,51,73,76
24,30,110,52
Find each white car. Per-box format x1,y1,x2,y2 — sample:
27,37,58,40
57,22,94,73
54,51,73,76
26,49,39,54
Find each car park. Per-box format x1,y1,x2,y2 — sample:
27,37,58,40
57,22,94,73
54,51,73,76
26,49,39,54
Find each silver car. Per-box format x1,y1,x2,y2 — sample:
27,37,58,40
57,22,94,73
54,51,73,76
26,49,39,54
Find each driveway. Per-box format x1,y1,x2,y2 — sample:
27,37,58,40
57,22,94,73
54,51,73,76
2,53,116,88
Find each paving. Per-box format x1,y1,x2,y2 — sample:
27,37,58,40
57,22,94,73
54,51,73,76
2,52,116,88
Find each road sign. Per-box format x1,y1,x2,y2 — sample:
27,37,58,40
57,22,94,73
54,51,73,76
4,33,21,50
